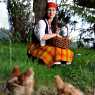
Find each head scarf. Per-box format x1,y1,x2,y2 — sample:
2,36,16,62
48,0,57,9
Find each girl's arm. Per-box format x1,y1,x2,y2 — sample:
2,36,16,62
38,20,62,41
41,33,56,40
41,33,62,40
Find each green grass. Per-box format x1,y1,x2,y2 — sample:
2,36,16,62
0,41,95,94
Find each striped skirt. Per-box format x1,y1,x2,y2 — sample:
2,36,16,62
27,42,74,66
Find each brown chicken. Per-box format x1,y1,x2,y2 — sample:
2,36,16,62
23,68,35,95
17,68,35,95
7,67,35,95
6,65,22,95
54,75,84,95
11,65,20,78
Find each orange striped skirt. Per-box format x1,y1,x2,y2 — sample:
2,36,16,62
27,42,74,66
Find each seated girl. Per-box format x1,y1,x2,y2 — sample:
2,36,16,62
27,0,74,67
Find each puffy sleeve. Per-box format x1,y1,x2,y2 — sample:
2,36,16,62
34,20,46,40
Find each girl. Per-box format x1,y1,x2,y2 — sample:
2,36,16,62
27,0,74,67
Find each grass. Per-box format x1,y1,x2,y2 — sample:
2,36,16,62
0,41,95,94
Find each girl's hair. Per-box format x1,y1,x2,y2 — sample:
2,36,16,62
43,11,58,33
51,15,58,33
42,2,58,33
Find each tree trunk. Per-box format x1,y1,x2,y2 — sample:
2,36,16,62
33,0,47,23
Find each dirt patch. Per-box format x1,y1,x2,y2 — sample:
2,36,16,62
0,82,94,95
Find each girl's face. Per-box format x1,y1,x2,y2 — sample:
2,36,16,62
48,7,56,19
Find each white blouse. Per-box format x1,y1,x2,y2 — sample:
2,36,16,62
34,19,52,46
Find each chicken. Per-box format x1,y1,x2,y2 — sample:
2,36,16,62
7,66,35,95
17,68,35,95
54,75,84,95
11,65,20,78
7,65,20,90
23,68,35,95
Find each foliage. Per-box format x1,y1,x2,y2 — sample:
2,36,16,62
74,0,95,8
0,28,9,33
0,28,12,41
59,3,95,47
7,0,33,42
57,9,71,26
61,3,95,23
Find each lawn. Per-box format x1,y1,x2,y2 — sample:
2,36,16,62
0,41,95,94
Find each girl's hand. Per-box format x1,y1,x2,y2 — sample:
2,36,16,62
56,34,62,38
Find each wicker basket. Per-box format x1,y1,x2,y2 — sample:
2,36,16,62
47,36,70,49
